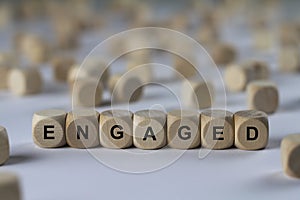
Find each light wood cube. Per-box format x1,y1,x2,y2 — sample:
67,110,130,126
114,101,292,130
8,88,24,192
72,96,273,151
0,53,16,90
8,67,43,96
0,172,21,200
279,47,300,73
100,110,133,149
51,55,75,82
108,74,144,103
281,134,300,178
68,59,110,88
72,78,103,107
247,80,279,114
234,110,269,150
211,43,236,66
173,55,197,78
66,109,100,148
133,110,167,149
201,110,234,149
19,34,49,64
32,109,67,148
181,79,214,109
167,110,200,149
224,61,269,92
0,66,10,90
0,126,9,165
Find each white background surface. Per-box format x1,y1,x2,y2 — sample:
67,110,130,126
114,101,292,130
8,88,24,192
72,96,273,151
1,5,300,200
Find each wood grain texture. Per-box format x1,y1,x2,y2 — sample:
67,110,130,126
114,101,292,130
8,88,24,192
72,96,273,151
224,61,269,92
234,110,269,150
167,110,200,149
201,110,234,149
0,126,9,165
133,110,167,149
32,109,67,148
72,78,103,107
181,79,214,109
66,109,100,148
108,74,144,103
247,80,279,114
281,134,300,178
8,67,43,96
100,110,133,149
51,55,75,82
0,172,21,200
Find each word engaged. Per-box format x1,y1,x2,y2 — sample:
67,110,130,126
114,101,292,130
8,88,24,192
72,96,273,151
32,109,269,150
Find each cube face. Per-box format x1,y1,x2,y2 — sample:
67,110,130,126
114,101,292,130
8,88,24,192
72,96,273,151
32,109,66,148
66,117,99,149
201,110,234,149
133,110,166,150
0,126,9,165
234,110,269,150
100,110,133,149
0,172,21,200
247,81,279,114
281,134,300,178
167,110,200,149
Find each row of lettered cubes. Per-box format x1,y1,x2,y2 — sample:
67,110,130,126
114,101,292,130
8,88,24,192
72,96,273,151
32,109,269,150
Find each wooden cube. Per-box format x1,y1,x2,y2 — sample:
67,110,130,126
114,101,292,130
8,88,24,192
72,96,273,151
234,110,269,150
211,43,236,66
0,126,9,165
167,110,200,149
224,61,269,92
68,59,110,88
51,55,75,82
279,47,300,73
108,74,144,103
8,67,43,96
66,109,100,148
247,80,279,114
127,61,153,83
201,110,234,149
181,79,214,109
281,134,300,178
133,110,167,149
100,110,133,149
32,109,67,148
72,78,103,107
0,53,16,90
0,172,21,200
173,55,197,78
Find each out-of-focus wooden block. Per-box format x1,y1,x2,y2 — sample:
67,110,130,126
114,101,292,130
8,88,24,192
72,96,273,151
224,61,269,92
279,47,300,73
19,34,49,64
66,109,100,148
279,23,300,47
281,134,300,178
32,109,67,148
247,80,279,114
211,43,236,66
133,110,166,149
0,126,9,165
0,172,21,200
234,110,269,150
181,79,214,109
51,55,75,82
201,110,234,149
8,67,43,96
72,78,103,107
0,66,11,90
67,59,110,88
173,55,197,78
0,53,16,90
100,110,133,149
197,24,219,48
108,74,144,103
167,110,200,149
126,52,153,84
253,28,273,50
